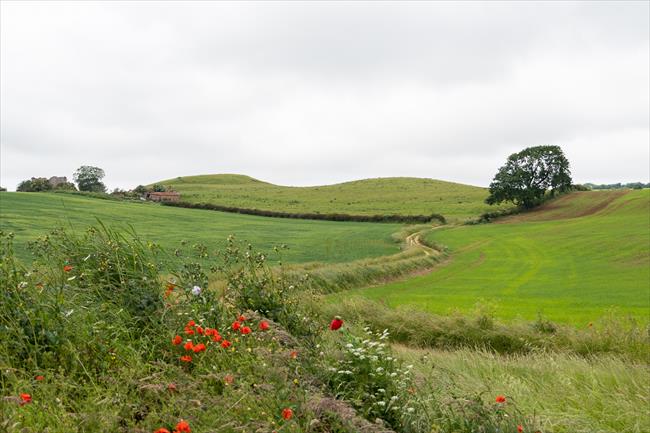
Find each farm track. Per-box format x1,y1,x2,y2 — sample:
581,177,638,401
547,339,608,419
404,226,445,257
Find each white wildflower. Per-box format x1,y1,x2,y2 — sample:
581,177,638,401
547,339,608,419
191,285,202,296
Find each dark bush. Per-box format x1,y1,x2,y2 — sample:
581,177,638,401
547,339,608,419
162,201,447,224
16,177,52,192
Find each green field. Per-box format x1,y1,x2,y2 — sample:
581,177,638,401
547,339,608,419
352,190,650,324
153,174,511,221
0,192,401,264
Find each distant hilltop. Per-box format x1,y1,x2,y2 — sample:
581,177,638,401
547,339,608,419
149,174,511,221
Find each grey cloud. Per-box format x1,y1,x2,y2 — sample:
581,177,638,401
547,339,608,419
1,1,648,191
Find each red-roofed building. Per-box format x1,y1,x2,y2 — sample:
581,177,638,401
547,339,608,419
145,191,181,202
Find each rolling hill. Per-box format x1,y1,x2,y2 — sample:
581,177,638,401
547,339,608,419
0,192,402,264
152,174,511,221
352,189,650,324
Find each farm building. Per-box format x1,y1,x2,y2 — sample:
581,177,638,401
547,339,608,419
145,191,181,202
48,176,69,187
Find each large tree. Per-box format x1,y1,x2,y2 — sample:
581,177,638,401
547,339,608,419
73,165,107,192
486,145,572,208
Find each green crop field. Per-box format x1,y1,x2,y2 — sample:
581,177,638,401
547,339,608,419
0,192,402,264
153,174,511,221
352,190,650,324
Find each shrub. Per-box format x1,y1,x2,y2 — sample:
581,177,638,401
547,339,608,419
319,326,417,430
16,177,52,192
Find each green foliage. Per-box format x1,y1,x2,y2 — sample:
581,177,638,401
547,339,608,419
52,181,77,191
17,177,52,192
320,327,418,430
584,181,650,190
0,186,7,192
219,237,319,337
133,184,148,195
154,174,513,221
486,145,572,208
163,200,446,224
73,165,107,192
151,183,167,192
314,297,649,361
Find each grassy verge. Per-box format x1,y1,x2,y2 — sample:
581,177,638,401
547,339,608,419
311,297,649,362
396,345,649,433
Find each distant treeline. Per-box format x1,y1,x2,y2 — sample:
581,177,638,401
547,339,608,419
162,201,447,224
583,182,649,190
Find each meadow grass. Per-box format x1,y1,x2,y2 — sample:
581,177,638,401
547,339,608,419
0,192,402,264
154,174,512,221
0,225,540,433
396,345,649,433
351,190,650,325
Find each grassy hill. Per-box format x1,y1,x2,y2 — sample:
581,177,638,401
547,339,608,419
153,174,510,221
0,192,402,264
351,190,650,324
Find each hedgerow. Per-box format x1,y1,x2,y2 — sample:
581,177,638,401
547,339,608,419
162,200,447,224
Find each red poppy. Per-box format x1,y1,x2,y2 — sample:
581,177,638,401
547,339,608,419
204,328,216,336
224,374,234,385
180,355,192,363
232,321,241,331
221,340,231,348
186,320,196,328
290,351,298,359
517,425,523,433
172,335,182,345
154,429,170,433
183,341,194,351
168,383,177,392
35,375,44,381
184,328,195,335
329,316,343,331
259,321,270,331
211,334,222,342
281,408,293,420
196,326,204,335
238,315,246,322
241,326,252,335
495,395,506,403
19,393,32,405
175,419,191,432
192,343,206,353
63,265,73,272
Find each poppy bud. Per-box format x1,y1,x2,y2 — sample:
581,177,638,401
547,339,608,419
329,316,343,331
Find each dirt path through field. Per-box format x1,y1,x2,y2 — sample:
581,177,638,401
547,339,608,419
405,225,445,257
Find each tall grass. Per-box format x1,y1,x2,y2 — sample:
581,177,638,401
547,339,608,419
396,345,649,433
311,297,649,362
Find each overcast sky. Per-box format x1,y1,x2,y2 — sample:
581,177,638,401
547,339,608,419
1,1,648,191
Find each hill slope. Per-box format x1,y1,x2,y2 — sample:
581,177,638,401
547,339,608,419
353,190,650,324
153,174,510,221
0,192,402,264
